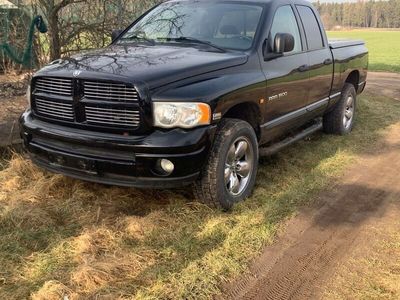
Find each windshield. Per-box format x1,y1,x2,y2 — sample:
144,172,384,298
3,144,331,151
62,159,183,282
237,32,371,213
118,2,264,51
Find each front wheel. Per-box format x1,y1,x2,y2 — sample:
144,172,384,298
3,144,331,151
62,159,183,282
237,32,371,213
193,119,259,210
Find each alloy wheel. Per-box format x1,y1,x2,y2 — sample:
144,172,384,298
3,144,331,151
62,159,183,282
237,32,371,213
224,137,254,196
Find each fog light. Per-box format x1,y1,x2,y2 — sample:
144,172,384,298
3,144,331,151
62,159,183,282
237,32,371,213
160,159,174,175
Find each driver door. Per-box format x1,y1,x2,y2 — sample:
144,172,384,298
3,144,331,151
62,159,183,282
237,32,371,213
261,5,310,133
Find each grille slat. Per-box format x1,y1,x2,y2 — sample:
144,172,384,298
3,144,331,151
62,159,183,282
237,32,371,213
86,119,137,126
36,110,74,120
36,87,72,94
85,106,140,127
84,86,138,93
35,98,73,108
35,99,73,108
36,110,74,119
85,107,140,115
84,94,138,101
84,82,128,88
83,81,139,103
36,83,72,91
33,77,141,130
86,117,137,125
36,111,73,120
86,116,140,123
35,104,73,113
35,88,72,96
86,115,140,121
35,97,74,121
35,78,73,97
84,91,138,98
85,106,138,113
37,78,72,83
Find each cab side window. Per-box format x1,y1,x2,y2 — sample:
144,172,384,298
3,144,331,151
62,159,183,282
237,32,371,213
296,5,324,50
270,5,302,54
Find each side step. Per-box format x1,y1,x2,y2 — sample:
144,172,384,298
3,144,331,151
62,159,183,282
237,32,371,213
259,120,323,157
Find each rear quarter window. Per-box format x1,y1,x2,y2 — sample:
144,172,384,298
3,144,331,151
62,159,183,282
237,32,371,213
296,5,325,51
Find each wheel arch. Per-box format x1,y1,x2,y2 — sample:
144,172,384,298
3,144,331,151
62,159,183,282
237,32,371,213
222,101,262,141
345,70,360,92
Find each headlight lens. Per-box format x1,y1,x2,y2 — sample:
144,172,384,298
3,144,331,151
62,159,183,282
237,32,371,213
153,102,211,129
26,85,31,108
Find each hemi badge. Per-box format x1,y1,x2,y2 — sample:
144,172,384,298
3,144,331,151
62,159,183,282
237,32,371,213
213,112,222,121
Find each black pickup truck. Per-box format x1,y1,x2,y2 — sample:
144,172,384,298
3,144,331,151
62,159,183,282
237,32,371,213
20,0,368,209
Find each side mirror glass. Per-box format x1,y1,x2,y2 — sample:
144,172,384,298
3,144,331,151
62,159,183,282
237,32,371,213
112,29,124,42
274,33,295,54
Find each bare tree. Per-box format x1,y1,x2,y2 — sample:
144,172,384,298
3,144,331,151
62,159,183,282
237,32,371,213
31,0,162,62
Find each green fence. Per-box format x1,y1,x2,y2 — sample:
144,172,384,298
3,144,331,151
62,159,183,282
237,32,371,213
0,4,46,71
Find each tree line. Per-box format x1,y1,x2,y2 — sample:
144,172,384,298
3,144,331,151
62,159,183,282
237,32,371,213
315,0,400,29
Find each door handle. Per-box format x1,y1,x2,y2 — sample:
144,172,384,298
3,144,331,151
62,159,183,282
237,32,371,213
323,58,333,65
298,64,309,72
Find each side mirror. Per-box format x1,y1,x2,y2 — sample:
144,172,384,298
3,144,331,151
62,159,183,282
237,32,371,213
274,33,295,54
112,29,124,42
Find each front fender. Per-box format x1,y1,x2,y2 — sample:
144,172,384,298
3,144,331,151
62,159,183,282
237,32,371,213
151,63,267,125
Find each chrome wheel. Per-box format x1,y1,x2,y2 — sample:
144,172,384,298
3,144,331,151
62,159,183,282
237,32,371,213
343,95,355,129
224,137,254,196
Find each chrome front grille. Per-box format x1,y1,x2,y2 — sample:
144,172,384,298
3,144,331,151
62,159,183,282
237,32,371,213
32,77,141,131
85,106,140,127
35,97,74,121
35,78,73,97
83,81,139,102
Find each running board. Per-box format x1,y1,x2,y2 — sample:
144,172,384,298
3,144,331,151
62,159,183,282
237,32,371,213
259,121,323,157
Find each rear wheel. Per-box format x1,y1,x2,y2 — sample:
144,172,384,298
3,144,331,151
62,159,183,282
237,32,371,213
193,119,259,210
323,83,357,135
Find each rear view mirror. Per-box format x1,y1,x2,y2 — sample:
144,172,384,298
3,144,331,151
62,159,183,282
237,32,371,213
112,29,124,42
274,33,295,54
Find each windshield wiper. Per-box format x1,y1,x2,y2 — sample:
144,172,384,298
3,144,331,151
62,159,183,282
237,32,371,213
119,34,155,46
159,36,226,52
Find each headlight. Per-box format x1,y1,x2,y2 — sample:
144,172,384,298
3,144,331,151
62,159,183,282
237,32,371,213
153,102,211,129
26,85,31,108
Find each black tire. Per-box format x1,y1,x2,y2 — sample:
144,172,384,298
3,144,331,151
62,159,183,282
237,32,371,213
193,118,259,210
323,83,357,135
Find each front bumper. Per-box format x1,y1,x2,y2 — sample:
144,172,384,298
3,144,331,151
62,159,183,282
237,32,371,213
20,110,217,188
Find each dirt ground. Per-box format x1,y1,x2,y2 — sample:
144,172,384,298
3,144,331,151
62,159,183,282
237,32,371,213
220,74,400,299
0,74,28,147
0,95,26,147
366,72,400,101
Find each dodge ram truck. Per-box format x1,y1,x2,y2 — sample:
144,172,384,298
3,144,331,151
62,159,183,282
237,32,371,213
20,0,368,209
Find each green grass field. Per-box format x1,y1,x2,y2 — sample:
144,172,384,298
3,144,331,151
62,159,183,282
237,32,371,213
327,30,400,73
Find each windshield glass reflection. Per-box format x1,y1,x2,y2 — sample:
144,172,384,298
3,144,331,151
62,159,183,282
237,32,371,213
118,2,264,51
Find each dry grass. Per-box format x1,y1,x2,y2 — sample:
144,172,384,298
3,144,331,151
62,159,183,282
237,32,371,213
1,93,400,299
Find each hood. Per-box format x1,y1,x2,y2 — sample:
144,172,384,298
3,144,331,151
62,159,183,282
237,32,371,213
36,45,248,89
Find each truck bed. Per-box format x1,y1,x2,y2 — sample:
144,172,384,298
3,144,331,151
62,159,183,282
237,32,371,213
329,39,365,49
